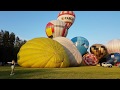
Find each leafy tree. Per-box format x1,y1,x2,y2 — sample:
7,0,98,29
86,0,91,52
0,30,4,65
3,31,9,47
0,30,27,65
9,32,15,47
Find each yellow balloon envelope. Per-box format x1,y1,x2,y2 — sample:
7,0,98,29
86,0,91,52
17,37,70,68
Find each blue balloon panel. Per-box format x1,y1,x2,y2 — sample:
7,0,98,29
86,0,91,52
71,36,89,55
106,53,120,65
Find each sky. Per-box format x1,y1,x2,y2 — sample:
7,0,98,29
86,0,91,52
0,11,120,51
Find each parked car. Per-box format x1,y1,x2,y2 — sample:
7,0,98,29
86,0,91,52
101,62,112,68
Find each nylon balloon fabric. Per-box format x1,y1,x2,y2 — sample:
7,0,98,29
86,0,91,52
90,44,107,61
45,20,68,38
53,37,82,67
106,39,120,54
71,36,89,56
82,53,98,66
106,53,120,66
17,37,70,68
57,11,75,29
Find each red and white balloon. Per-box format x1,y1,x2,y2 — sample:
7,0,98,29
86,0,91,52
57,11,75,29
82,53,98,66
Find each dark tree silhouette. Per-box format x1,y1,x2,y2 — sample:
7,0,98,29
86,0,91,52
0,30,27,65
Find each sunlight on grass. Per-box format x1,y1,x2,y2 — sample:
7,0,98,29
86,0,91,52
0,65,120,79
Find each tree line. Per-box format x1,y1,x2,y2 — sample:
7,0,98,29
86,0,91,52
0,30,27,65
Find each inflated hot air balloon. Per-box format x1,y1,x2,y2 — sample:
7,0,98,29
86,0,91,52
106,53,120,66
45,20,68,38
53,37,82,67
90,44,107,61
81,53,98,66
71,36,89,56
17,37,70,68
106,39,120,54
57,11,75,29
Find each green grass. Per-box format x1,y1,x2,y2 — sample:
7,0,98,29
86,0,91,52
0,65,120,79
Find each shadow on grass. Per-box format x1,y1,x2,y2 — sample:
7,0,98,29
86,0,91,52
0,66,59,79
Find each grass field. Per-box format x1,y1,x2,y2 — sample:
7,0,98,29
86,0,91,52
0,65,120,79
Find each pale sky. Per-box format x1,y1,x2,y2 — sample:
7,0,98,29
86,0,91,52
0,11,120,51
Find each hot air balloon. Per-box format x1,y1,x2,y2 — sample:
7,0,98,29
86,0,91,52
45,20,68,39
106,53,120,66
17,37,70,68
57,11,75,29
106,39,120,54
82,53,98,66
53,37,82,67
90,44,108,61
71,36,89,56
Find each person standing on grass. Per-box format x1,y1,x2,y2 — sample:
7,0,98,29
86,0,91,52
10,60,15,76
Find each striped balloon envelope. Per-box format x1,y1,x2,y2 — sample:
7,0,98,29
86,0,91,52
57,11,75,29
17,37,70,68
106,39,120,54
81,53,98,66
45,20,68,38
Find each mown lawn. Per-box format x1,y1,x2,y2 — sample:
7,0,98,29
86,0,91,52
0,65,120,79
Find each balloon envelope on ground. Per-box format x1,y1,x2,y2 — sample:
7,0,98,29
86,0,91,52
106,39,120,54
82,53,98,66
90,44,107,62
53,37,82,67
106,53,120,66
17,37,70,68
71,36,89,56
